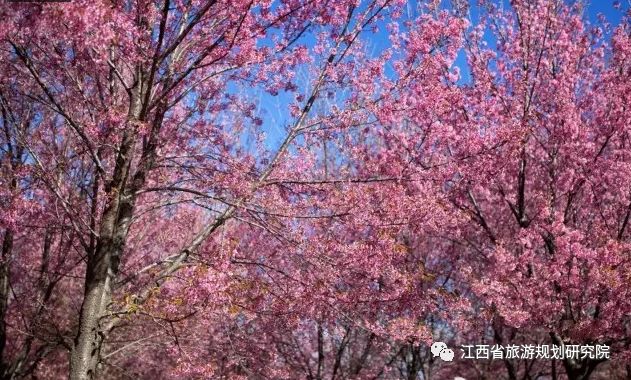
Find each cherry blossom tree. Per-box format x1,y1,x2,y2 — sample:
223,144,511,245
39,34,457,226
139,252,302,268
446,1,631,379
0,0,629,379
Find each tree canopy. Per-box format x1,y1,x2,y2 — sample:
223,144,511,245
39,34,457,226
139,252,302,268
0,0,630,379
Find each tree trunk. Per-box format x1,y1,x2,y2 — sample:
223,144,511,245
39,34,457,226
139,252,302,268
550,332,602,380
69,208,127,380
69,82,145,379
0,229,13,378
563,359,600,380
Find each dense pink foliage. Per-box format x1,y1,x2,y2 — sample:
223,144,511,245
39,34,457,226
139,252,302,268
0,0,629,379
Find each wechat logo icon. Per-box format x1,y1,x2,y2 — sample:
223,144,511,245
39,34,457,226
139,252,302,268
431,341,455,362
